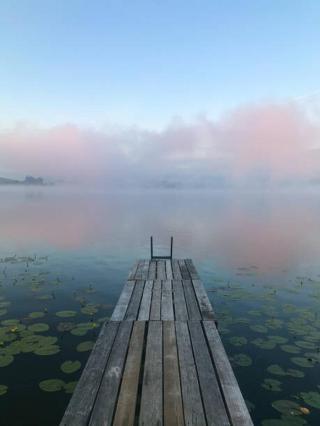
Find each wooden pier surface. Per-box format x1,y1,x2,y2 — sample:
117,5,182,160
60,259,253,426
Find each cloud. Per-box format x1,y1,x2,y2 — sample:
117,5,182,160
0,101,320,187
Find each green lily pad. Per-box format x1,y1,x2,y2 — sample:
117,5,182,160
300,391,320,409
39,379,65,392
250,324,268,333
0,353,14,367
64,381,78,394
61,360,81,374
271,400,301,416
280,345,301,354
28,323,49,333
268,336,288,344
231,353,252,367
81,304,98,315
76,341,94,352
295,340,316,350
29,312,45,319
33,345,60,356
1,319,19,327
70,322,97,336
291,357,317,368
261,378,282,392
56,311,77,318
57,322,75,332
252,338,276,350
0,385,8,396
229,336,247,347
267,364,304,378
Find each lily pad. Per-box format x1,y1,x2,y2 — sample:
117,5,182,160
261,378,282,392
39,379,65,392
231,353,252,367
291,357,317,368
56,311,77,318
295,340,316,350
0,353,14,367
76,341,94,352
61,360,81,374
64,381,77,394
33,345,60,356
29,312,45,319
250,324,268,333
271,400,301,416
81,304,98,315
252,338,276,350
280,345,301,354
300,391,320,409
28,323,49,333
0,385,8,396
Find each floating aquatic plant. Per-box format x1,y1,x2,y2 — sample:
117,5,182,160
28,323,49,333
0,353,14,367
229,336,247,347
250,324,268,333
290,357,317,368
28,312,45,319
56,311,77,318
271,400,302,416
60,360,81,374
0,384,8,396
280,345,301,354
76,341,94,352
231,353,252,367
39,379,65,392
262,378,282,392
299,391,320,409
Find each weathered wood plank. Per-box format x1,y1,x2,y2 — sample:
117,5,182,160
175,321,206,426
139,321,163,426
148,260,157,280
111,281,135,321
161,280,174,320
134,260,145,280
172,259,182,279
141,260,150,280
185,259,200,280
150,280,161,320
128,261,139,280
60,321,119,426
178,260,191,280
125,280,145,320
138,280,153,320
89,321,133,426
113,322,146,426
182,280,201,320
188,321,230,426
172,280,188,321
157,260,166,280
203,321,253,426
163,321,184,426
165,260,173,280
192,279,216,321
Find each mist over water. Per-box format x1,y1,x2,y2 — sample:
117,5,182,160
1,186,320,425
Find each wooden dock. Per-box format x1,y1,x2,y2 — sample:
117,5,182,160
60,259,253,426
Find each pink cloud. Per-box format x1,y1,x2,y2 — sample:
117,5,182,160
0,101,319,186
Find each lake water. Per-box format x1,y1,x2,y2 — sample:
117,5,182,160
0,186,320,425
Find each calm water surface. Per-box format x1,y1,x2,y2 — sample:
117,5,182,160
0,187,320,425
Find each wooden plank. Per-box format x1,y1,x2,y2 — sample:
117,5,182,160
141,260,150,280
113,322,146,426
128,261,139,280
182,280,201,320
89,321,133,426
172,259,182,279
60,321,119,426
134,260,145,280
163,321,184,426
175,321,206,426
150,280,161,320
139,321,163,426
148,260,157,280
125,280,145,320
203,321,253,426
188,321,230,426
172,280,188,321
161,280,174,320
138,280,153,320
165,260,173,280
178,260,191,280
192,279,216,321
157,260,166,280
185,259,200,280
111,280,135,321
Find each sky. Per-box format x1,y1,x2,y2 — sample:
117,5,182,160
0,1,320,186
